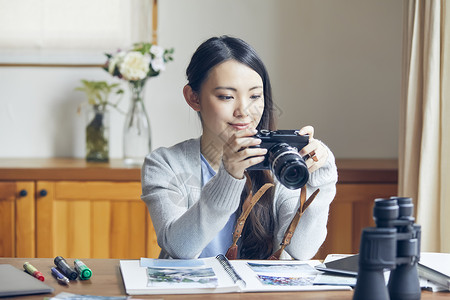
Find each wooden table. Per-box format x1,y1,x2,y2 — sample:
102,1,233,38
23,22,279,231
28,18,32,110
0,258,448,299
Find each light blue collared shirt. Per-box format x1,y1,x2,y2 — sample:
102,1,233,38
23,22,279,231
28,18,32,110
199,154,236,258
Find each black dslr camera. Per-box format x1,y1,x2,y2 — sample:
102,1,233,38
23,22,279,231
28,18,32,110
353,197,421,300
247,129,309,190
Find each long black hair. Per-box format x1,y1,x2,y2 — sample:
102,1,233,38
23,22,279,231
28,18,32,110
186,36,277,259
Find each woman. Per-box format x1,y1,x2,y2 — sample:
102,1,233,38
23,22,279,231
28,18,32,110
141,36,337,260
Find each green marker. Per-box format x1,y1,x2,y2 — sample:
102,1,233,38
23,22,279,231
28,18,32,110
74,259,92,280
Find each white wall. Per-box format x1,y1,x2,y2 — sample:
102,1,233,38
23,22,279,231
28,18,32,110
0,0,403,159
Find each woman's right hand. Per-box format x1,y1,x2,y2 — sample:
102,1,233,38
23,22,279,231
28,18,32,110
222,128,268,179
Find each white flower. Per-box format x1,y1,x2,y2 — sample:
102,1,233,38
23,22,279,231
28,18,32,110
108,51,126,74
119,52,150,81
150,45,164,58
151,56,166,72
104,43,173,81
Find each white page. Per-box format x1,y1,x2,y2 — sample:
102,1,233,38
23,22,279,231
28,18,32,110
419,252,450,276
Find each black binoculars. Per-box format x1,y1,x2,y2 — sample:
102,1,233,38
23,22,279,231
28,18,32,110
353,197,422,300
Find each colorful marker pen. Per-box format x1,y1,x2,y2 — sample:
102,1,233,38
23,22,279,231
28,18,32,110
54,256,78,280
74,259,92,280
51,267,69,285
23,262,45,281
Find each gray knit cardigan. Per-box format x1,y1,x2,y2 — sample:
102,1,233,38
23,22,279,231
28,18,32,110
141,137,338,260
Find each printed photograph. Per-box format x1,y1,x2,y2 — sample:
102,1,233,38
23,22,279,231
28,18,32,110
146,267,219,288
257,274,315,286
247,262,318,275
246,262,318,287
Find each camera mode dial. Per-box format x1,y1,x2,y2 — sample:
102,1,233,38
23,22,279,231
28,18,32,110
259,129,271,136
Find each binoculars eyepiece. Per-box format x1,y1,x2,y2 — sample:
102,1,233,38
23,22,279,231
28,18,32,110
353,197,421,300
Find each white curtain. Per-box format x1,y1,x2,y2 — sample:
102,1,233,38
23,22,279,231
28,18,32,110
399,0,450,252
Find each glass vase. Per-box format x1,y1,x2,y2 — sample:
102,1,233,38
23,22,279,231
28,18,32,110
123,80,151,165
86,105,110,162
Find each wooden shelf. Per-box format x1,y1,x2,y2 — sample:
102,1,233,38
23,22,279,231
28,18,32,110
0,158,141,181
0,158,397,183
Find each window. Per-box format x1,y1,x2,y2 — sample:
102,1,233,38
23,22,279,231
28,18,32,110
0,0,153,65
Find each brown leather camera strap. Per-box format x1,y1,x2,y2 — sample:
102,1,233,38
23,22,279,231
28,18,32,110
225,172,274,260
268,188,320,260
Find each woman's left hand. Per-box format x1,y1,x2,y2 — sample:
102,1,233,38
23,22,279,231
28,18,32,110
297,125,328,173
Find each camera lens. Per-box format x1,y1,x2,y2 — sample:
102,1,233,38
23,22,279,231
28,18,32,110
268,143,309,189
279,161,309,188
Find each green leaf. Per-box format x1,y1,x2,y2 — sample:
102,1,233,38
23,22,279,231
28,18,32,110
75,79,124,111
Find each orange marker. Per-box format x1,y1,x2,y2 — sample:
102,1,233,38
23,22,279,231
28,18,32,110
23,262,45,281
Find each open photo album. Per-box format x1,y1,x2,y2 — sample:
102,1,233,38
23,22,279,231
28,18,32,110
119,254,352,295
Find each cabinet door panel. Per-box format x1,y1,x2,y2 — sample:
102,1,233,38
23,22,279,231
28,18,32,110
0,181,34,257
53,199,92,258
109,201,147,259
36,181,160,259
36,181,54,257
0,182,15,257
15,182,36,257
146,211,159,259
91,201,112,258
127,201,147,258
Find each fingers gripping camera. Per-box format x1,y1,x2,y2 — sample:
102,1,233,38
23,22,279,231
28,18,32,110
247,129,309,190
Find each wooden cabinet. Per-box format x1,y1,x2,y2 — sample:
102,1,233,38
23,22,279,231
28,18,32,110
0,159,160,259
0,158,397,260
0,180,159,259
